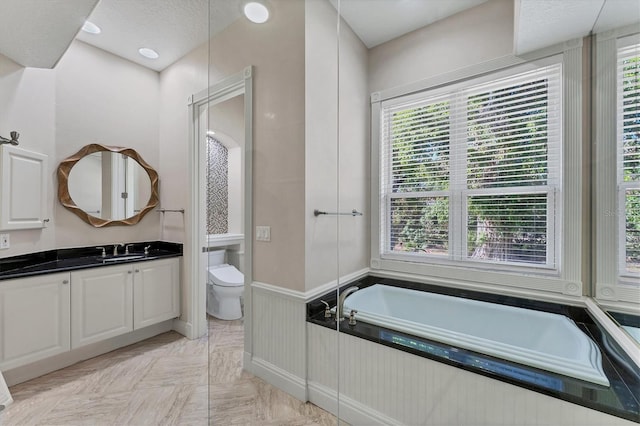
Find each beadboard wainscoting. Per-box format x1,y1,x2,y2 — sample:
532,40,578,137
307,323,637,426
247,282,309,401
246,269,369,403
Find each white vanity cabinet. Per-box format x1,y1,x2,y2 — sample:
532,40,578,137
133,258,180,329
70,264,133,349
71,257,180,349
0,272,71,370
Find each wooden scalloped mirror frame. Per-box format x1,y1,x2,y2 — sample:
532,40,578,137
57,144,159,227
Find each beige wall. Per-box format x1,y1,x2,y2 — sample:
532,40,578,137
304,0,369,291
368,0,514,93
0,54,56,257
208,0,307,290
158,40,208,324
54,41,161,248
0,40,162,258
158,0,306,293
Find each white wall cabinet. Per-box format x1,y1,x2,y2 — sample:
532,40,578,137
71,258,180,349
0,145,48,230
0,272,70,370
70,264,134,349
133,258,180,329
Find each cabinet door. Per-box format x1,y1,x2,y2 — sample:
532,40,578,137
0,273,70,370
71,265,133,349
134,258,180,329
0,145,48,230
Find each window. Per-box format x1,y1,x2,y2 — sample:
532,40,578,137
618,42,640,277
380,62,562,271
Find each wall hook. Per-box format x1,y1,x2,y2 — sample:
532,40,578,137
0,131,19,146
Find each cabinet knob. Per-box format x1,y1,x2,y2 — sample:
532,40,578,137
62,280,69,284
128,271,132,274
135,269,140,273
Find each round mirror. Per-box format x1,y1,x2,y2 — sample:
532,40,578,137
57,144,159,227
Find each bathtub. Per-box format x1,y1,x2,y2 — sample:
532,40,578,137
343,284,609,387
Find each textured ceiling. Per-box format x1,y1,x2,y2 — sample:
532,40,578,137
330,0,488,48
76,0,241,72
2,0,638,72
515,0,640,55
0,0,99,68
593,0,640,33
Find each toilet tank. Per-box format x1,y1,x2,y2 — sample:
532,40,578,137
207,249,226,265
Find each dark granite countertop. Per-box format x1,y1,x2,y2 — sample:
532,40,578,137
0,241,182,281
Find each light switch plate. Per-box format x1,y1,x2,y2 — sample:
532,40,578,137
256,226,271,242
0,233,9,249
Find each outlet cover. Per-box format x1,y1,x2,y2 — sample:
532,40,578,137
256,226,271,242
0,233,9,249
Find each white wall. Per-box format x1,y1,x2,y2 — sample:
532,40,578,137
304,0,369,291
368,0,514,93
0,54,56,257
54,41,161,248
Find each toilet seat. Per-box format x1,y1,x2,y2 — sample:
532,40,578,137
208,264,243,287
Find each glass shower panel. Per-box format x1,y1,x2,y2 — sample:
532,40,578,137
207,1,341,424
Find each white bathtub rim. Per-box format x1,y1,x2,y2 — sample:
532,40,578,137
344,285,610,387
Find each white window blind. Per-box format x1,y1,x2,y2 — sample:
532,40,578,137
380,63,562,270
617,42,640,277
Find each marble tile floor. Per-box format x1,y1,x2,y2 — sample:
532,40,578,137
2,318,340,426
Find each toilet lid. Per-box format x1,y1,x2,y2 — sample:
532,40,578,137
208,265,244,287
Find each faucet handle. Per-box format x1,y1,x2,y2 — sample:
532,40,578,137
95,247,106,258
320,300,332,318
144,245,151,255
348,309,358,326
113,243,124,256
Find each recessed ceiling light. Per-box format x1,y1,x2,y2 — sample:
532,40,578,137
243,2,269,24
81,21,101,34
138,48,159,59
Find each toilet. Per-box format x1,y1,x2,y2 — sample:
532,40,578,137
207,249,244,320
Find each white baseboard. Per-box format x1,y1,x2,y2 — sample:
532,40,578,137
171,318,192,338
4,321,173,386
248,356,307,402
308,381,401,426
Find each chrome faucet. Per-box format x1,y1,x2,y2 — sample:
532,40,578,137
113,243,124,256
337,286,359,321
125,244,134,255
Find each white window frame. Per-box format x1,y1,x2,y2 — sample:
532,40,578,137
379,61,562,272
616,39,640,281
371,43,585,299
595,28,640,307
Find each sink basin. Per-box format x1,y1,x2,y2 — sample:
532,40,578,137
102,255,145,263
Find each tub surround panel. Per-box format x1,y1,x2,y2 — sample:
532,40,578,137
0,241,182,281
308,324,637,426
307,277,640,423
